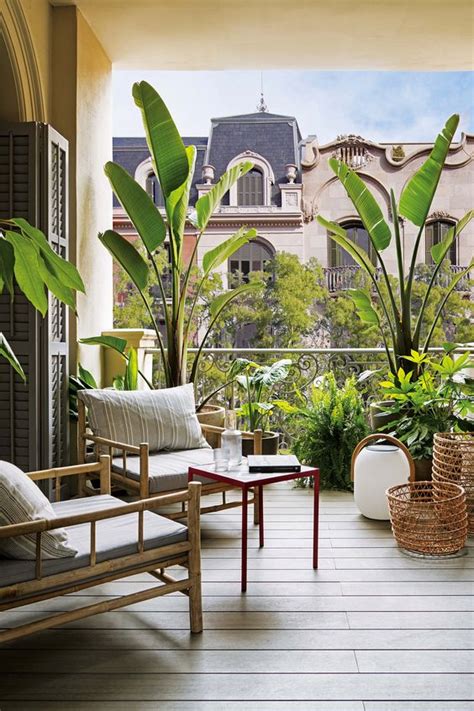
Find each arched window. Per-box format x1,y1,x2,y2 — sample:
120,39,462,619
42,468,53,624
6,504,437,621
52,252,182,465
229,239,275,282
237,168,264,206
425,220,457,264
328,221,375,267
145,172,165,207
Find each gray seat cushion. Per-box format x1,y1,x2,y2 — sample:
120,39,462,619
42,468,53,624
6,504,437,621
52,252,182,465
0,495,187,588
112,448,216,494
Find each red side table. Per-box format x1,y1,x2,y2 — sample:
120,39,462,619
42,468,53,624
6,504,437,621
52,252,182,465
188,463,319,592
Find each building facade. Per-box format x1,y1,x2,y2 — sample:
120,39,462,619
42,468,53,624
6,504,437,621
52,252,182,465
113,107,473,298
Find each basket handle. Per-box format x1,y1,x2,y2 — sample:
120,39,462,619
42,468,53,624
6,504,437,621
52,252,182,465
351,433,415,482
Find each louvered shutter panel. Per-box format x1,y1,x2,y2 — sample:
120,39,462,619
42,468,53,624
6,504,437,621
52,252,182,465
0,122,69,474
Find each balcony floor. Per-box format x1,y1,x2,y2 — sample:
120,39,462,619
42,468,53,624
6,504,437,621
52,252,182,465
0,485,473,710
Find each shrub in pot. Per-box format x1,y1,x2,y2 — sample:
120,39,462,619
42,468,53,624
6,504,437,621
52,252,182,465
277,372,369,490
378,347,474,479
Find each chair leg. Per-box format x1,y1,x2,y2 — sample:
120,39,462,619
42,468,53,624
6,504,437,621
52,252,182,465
188,482,203,634
253,486,260,525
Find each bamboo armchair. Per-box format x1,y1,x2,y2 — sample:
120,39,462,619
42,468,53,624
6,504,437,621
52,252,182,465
77,399,263,521
0,456,203,644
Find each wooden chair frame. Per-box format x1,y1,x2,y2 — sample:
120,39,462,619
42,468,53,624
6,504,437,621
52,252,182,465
77,399,263,522
0,456,203,644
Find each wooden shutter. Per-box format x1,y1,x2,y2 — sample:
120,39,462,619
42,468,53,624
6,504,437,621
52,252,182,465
0,122,69,474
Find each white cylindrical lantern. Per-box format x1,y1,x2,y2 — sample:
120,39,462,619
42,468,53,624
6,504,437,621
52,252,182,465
352,434,415,520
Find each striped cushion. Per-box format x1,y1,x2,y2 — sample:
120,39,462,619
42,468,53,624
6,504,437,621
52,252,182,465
78,384,209,453
0,461,77,560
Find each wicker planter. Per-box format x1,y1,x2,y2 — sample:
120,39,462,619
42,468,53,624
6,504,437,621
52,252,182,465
386,481,468,556
433,432,474,533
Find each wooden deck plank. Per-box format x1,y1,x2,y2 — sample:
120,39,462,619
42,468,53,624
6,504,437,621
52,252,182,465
0,485,472,706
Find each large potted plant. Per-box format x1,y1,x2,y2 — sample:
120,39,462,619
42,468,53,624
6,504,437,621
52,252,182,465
378,347,474,479
89,81,258,406
317,114,473,379
228,358,292,455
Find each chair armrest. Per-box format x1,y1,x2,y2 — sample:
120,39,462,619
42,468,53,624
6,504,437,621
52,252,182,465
27,456,111,497
82,432,143,455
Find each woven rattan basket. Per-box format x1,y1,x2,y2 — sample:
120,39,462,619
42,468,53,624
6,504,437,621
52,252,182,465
433,432,474,533
386,480,468,555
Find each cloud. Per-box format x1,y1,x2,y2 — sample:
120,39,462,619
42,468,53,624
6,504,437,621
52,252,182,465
113,70,474,143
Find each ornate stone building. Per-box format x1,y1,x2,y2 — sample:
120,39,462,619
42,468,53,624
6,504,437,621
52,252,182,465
113,107,473,298
301,131,473,290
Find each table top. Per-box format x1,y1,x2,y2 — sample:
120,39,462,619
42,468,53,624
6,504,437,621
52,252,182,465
188,462,318,488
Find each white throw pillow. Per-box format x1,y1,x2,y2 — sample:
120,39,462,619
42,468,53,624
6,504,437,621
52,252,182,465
78,384,209,453
0,461,77,560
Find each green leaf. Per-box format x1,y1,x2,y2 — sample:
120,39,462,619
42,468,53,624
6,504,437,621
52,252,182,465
37,253,75,310
195,161,253,231
104,162,166,254
348,288,380,324
399,114,459,226
168,145,196,257
79,335,128,357
124,347,138,390
78,363,98,389
202,227,257,276
317,217,376,274
273,399,300,414
252,359,292,388
0,238,15,296
132,81,189,198
12,218,85,292
209,281,261,319
431,209,474,264
4,230,47,316
0,331,25,381
328,158,391,251
99,230,148,291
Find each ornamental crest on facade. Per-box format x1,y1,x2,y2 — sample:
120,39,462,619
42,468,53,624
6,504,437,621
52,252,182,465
332,135,373,170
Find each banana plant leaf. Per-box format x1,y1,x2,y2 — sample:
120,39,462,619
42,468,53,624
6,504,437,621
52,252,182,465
168,145,197,259
80,334,128,356
0,332,25,381
202,227,257,277
348,288,380,324
317,217,376,274
399,114,459,227
99,230,149,291
195,161,253,231
124,347,138,390
328,158,391,251
104,162,166,254
431,209,474,263
132,81,189,198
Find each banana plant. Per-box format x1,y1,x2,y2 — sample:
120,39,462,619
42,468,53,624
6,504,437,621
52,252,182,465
98,81,259,388
317,114,473,377
0,217,85,380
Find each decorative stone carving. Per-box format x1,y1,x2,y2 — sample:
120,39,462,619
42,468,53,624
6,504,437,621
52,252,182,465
285,191,298,206
429,210,451,220
332,135,373,169
285,163,298,183
301,136,320,169
201,164,215,185
391,145,405,162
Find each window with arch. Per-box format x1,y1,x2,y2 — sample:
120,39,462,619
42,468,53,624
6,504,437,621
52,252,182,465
237,168,264,206
425,220,457,264
328,221,376,267
229,239,275,282
145,172,165,207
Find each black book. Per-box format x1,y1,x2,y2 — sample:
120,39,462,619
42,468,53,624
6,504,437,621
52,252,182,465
248,455,301,473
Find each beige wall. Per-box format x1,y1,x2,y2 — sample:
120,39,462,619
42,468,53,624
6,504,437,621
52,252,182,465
0,0,114,381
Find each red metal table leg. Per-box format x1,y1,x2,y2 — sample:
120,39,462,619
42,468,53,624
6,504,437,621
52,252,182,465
313,472,319,569
241,487,248,592
258,485,264,548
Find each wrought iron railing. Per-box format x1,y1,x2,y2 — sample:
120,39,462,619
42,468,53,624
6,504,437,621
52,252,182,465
146,346,473,448
324,264,471,293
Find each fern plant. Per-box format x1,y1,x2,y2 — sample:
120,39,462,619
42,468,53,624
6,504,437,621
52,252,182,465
278,373,369,490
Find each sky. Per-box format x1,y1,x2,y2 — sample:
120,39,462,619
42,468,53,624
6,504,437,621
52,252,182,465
113,70,474,144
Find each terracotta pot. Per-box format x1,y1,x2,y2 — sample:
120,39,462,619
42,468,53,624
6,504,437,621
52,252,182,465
414,457,433,481
196,404,225,448
242,431,280,456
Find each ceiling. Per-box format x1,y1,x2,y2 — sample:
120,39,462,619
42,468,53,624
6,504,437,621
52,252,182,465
52,0,473,70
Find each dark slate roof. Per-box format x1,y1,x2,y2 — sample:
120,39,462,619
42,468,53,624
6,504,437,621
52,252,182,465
206,112,301,205
112,110,302,208
112,137,208,206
